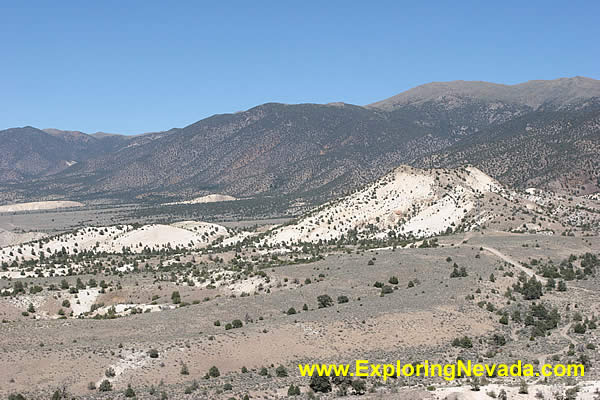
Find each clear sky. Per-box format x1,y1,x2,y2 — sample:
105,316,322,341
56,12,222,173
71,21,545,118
1,1,598,134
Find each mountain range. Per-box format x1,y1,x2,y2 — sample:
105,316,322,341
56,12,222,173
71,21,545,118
1,76,599,205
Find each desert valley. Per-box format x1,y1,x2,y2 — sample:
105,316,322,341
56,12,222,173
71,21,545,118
1,150,600,399
1,7,600,393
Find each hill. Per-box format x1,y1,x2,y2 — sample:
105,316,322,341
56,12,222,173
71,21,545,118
0,127,129,183
262,165,600,246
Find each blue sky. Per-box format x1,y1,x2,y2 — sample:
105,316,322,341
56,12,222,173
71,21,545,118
1,1,598,134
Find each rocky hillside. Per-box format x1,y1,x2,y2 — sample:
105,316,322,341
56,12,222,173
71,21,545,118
0,221,231,268
262,164,600,245
1,77,598,204
0,127,129,182
263,166,502,244
414,98,600,194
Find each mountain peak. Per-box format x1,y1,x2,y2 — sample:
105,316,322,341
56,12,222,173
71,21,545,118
368,76,600,110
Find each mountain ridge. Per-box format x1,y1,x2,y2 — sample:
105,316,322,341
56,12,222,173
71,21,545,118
1,77,598,205
368,76,600,110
